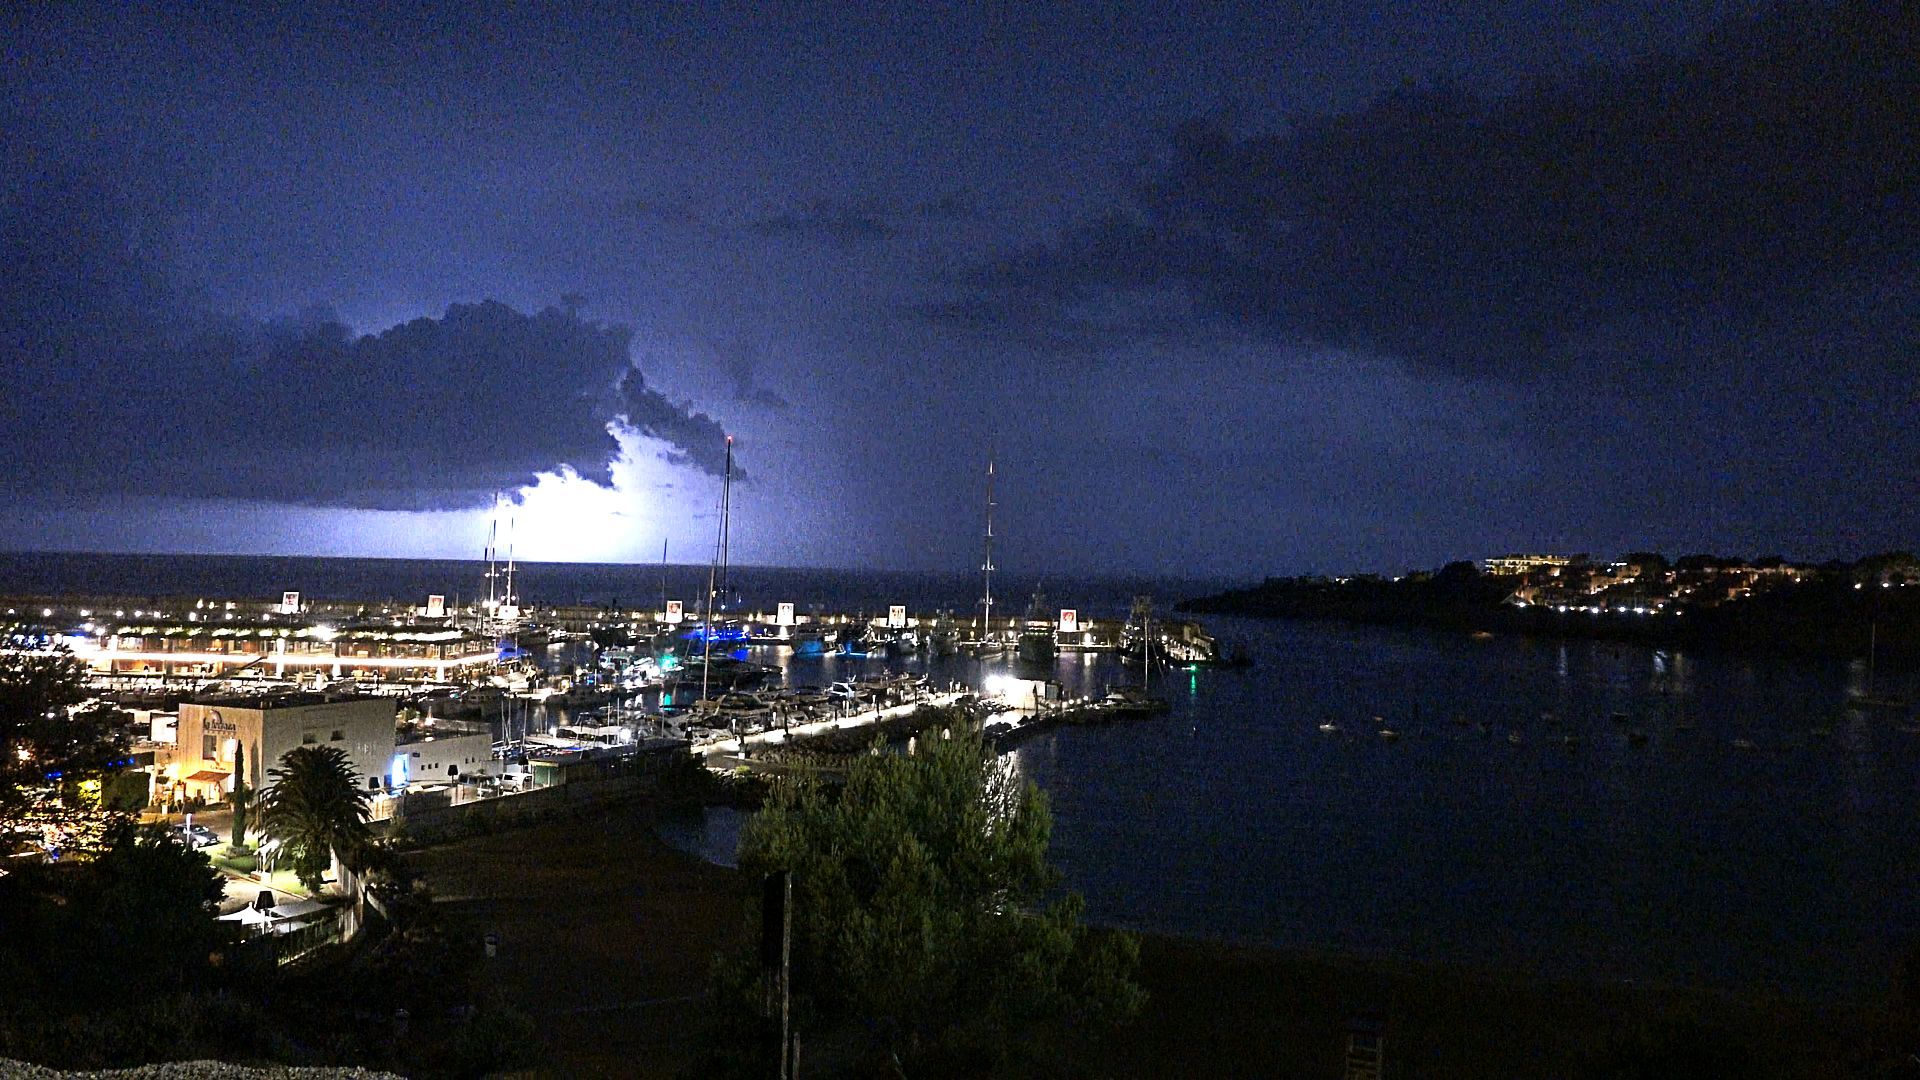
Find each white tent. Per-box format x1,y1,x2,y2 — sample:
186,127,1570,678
217,905,272,928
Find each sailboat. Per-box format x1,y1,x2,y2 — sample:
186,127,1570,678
487,496,548,652
1851,620,1910,711
1121,595,1168,671
695,435,749,714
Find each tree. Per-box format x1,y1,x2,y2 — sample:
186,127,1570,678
256,745,371,892
229,742,249,850
0,647,129,850
714,720,1144,1075
0,820,226,1002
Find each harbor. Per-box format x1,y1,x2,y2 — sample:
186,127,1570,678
1,574,1222,816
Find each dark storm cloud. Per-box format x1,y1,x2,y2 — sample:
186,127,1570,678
619,191,977,244
617,368,740,480
934,2,1920,378
0,153,735,509
712,340,791,410
739,194,983,245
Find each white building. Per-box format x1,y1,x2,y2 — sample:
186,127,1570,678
170,694,397,805
393,730,493,786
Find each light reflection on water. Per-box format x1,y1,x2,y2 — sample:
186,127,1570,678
650,617,1920,1001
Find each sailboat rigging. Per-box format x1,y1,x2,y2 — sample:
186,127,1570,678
978,452,1002,655
700,435,734,704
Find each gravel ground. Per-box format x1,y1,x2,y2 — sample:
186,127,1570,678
0,1063,401,1079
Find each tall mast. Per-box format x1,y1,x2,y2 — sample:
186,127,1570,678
660,537,669,617
701,435,733,703
981,452,996,640
719,437,733,608
503,508,518,612
485,493,500,615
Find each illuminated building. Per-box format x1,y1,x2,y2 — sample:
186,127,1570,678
1483,554,1581,576
169,694,398,805
64,620,497,682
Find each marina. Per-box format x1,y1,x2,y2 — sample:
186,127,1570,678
11,553,1920,1005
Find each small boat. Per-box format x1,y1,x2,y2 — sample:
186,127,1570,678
1731,738,1757,751
1317,722,1339,734
1561,734,1582,748
1507,731,1523,745
1379,728,1399,741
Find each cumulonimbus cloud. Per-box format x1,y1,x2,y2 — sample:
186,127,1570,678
0,154,737,509
930,2,1920,379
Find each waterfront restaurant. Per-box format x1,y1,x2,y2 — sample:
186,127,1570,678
170,694,398,805
64,619,499,682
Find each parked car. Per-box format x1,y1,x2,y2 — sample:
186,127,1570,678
173,823,220,849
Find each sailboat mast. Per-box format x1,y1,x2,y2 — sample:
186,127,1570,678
719,437,733,607
485,494,499,615
981,453,996,640
1869,620,1878,696
660,537,669,617
504,510,517,611
1143,608,1152,694
701,435,733,703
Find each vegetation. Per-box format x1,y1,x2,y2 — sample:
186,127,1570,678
229,739,251,850
701,719,1144,1076
0,646,128,849
1181,554,1920,665
257,744,374,891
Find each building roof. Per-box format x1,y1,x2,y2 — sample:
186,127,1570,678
192,692,390,710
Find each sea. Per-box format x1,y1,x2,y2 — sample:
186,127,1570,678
7,552,1916,1002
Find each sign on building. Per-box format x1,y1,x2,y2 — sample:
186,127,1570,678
425,594,446,618
280,591,300,615
777,602,795,627
1058,609,1079,633
664,600,684,624
888,605,907,628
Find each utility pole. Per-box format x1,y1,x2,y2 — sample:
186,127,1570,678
762,870,794,1079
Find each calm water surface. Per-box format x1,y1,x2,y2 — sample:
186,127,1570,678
672,616,1920,1001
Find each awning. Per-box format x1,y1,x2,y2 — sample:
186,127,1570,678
182,770,230,783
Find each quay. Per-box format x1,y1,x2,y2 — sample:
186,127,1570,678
1,588,1226,690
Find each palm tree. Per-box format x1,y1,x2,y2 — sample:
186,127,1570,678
257,744,372,893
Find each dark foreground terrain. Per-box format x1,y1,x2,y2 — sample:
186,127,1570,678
410,810,1906,1079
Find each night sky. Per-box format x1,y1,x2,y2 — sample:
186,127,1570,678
3,2,1914,576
